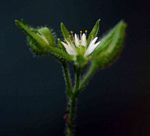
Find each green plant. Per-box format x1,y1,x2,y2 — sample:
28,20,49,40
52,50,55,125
15,19,127,136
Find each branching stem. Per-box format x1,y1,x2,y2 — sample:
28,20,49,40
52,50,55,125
63,63,97,136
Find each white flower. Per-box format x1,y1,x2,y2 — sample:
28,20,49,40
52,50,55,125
61,32,101,57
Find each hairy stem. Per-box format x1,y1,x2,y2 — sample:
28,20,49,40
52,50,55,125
65,65,81,136
62,62,72,97
65,95,77,136
73,65,80,93
79,63,97,92
63,63,96,136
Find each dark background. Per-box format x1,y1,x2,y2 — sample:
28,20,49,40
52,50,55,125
0,0,149,136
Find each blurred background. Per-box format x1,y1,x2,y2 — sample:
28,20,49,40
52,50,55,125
0,0,149,135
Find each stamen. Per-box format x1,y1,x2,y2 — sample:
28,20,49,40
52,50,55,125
85,30,88,36
70,31,74,38
70,31,73,35
80,30,82,38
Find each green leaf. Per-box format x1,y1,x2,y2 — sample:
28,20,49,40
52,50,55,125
60,22,71,40
92,23,117,56
87,19,100,45
38,27,56,46
27,36,45,56
92,20,127,69
15,20,50,49
57,38,64,49
15,19,73,61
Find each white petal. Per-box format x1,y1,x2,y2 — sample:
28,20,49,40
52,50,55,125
81,33,87,47
90,37,98,45
61,41,77,56
84,38,100,56
74,34,80,47
66,40,77,51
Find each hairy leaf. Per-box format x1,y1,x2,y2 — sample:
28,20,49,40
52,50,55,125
15,20,73,61
38,27,56,46
92,20,127,69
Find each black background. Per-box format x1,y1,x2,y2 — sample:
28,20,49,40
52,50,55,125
0,0,149,136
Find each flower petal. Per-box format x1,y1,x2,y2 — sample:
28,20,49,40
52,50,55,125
74,34,80,47
84,37,101,56
81,33,87,47
61,41,77,56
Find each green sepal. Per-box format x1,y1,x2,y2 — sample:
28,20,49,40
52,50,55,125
15,19,73,61
92,20,127,69
75,55,88,68
27,36,45,56
57,38,64,49
38,27,56,46
87,19,100,45
60,22,71,40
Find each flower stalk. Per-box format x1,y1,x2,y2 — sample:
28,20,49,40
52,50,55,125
62,63,81,136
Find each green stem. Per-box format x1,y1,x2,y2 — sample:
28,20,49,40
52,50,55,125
66,95,77,136
73,65,80,93
65,65,81,136
79,63,97,92
63,63,96,136
62,62,72,97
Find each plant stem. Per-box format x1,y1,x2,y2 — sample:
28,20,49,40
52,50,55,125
65,95,77,136
79,63,97,92
65,65,81,136
63,63,96,136
62,62,76,136
62,62,72,97
73,65,80,93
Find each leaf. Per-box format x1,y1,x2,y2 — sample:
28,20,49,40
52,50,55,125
15,20,73,61
87,19,100,45
92,23,117,56
60,22,71,40
27,36,45,56
15,20,50,49
57,38,64,49
92,20,127,69
38,27,56,46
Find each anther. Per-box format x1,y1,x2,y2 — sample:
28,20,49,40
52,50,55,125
70,31,73,37
80,30,83,38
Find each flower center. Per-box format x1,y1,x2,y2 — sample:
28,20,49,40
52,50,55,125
76,45,86,56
